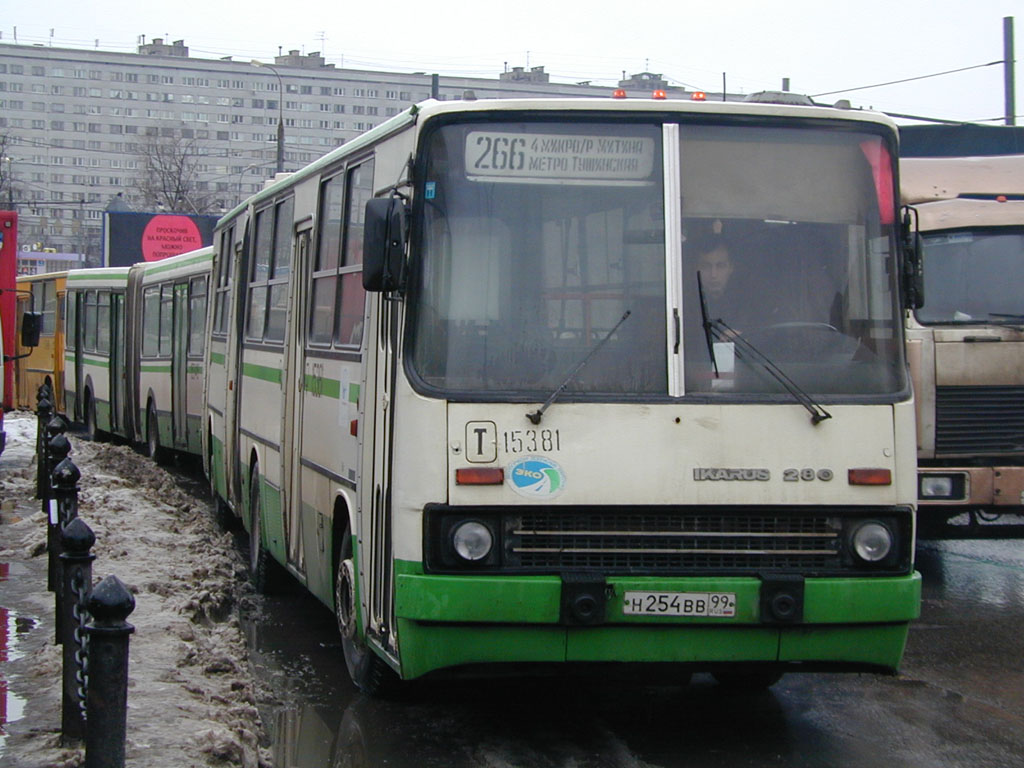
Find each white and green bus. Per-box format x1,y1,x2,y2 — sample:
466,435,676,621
65,267,130,439
206,96,922,692
65,247,212,459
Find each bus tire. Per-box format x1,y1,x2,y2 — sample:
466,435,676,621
85,392,100,442
146,403,167,463
248,465,279,593
711,666,784,692
335,531,393,695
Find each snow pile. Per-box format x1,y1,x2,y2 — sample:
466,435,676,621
1,412,267,767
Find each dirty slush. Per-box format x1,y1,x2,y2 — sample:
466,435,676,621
0,412,269,767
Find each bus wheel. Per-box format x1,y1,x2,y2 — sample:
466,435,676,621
85,393,100,442
146,403,166,463
248,466,278,593
335,532,393,695
711,666,784,692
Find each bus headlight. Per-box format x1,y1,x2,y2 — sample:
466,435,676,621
850,521,894,563
452,521,494,562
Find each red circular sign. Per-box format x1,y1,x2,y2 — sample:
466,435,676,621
141,215,203,262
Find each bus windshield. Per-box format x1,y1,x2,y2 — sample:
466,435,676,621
410,119,904,398
914,230,1024,325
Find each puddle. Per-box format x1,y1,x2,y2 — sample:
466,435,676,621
0,562,42,759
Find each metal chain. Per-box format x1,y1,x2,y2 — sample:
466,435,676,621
71,567,90,719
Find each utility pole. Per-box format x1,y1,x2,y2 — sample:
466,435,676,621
1005,17,1016,126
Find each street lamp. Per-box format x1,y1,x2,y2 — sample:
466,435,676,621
236,162,260,206
251,59,285,175
2,156,13,211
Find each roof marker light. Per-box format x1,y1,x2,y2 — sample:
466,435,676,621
612,88,627,99
691,91,707,101
652,89,667,100
997,195,1008,203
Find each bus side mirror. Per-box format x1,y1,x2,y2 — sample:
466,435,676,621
21,312,42,348
901,207,924,310
362,197,407,293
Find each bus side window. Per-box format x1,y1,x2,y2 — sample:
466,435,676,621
336,160,373,348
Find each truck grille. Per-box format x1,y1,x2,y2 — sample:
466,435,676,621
935,386,1024,455
507,509,841,572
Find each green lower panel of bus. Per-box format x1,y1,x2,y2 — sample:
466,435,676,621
392,564,921,679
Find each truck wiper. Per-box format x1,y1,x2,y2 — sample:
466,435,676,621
989,312,1024,325
526,310,631,425
701,314,832,426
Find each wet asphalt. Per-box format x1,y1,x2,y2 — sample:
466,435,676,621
244,538,1024,768
4,417,1024,766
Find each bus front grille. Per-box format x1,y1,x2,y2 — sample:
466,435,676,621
935,385,1024,456
425,504,914,576
507,510,841,572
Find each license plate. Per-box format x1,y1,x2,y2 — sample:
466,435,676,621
623,591,737,617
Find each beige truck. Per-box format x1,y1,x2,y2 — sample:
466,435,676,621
902,154,1024,536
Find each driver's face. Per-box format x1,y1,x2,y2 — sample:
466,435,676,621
697,246,733,298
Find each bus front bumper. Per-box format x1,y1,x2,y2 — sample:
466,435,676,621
392,569,922,679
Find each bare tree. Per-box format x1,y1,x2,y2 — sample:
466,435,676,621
132,131,220,215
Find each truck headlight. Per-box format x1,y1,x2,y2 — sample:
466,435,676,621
919,475,954,499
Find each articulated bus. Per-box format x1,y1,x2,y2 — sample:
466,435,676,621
14,271,67,411
207,97,922,692
902,154,1024,536
64,247,212,459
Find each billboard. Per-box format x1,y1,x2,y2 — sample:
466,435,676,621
103,212,218,267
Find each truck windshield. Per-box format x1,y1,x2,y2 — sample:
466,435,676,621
409,118,904,398
914,230,1024,325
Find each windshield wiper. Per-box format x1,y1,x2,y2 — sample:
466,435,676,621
697,271,719,377
526,310,631,425
989,313,1024,328
694,268,828,424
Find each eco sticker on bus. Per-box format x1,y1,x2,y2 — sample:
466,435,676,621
508,456,566,499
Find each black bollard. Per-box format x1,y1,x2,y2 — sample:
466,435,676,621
46,434,74,595
51,452,80,642
35,396,53,501
60,517,95,744
84,575,136,768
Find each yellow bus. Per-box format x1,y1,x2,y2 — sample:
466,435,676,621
14,271,67,412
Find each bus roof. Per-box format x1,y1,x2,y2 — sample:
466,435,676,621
136,246,214,283
66,266,131,289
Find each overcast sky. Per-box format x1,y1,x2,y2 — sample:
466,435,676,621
4,1,1020,124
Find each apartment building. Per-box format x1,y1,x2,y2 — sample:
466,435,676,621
0,39,708,263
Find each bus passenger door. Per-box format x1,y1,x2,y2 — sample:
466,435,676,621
72,292,85,421
282,224,311,576
109,293,124,435
363,291,397,658
171,282,188,449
